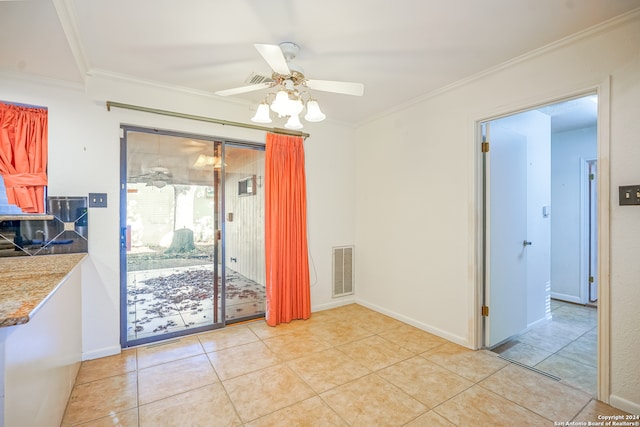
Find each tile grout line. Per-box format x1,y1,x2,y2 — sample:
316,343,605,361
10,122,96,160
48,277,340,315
140,320,406,424
245,360,350,426
423,354,506,426
474,380,558,425
476,360,594,422
570,398,599,422
136,338,215,423
414,348,568,424
198,331,245,424
63,304,605,425
240,317,419,423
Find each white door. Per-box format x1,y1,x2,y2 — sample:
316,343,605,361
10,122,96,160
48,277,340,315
485,123,529,347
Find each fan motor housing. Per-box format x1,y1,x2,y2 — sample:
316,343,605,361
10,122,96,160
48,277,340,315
279,42,300,61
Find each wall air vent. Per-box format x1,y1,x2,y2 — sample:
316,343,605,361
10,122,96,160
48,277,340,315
244,72,274,85
333,246,354,297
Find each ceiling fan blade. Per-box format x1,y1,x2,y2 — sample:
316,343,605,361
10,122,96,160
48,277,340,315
214,83,270,96
306,80,364,96
254,43,291,75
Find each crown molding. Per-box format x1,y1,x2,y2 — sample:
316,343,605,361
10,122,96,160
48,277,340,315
0,69,84,91
88,68,240,100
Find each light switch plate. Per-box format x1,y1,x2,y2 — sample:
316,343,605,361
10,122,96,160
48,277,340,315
619,185,640,206
89,193,108,208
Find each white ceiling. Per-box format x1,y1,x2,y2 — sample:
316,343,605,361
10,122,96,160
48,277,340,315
1,0,638,128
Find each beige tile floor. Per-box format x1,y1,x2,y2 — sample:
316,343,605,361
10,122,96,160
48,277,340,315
62,304,629,426
490,299,597,395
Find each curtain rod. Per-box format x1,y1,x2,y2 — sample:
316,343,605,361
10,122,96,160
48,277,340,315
1,100,48,110
105,101,310,139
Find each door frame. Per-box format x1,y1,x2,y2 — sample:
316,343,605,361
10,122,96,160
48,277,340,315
119,126,268,347
119,125,227,348
474,78,611,402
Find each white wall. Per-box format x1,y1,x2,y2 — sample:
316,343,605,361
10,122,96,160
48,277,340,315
551,126,597,302
0,71,356,359
355,11,640,411
607,14,640,410
305,120,357,311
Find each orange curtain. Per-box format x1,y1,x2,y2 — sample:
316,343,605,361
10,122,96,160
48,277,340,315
264,133,311,326
0,102,48,213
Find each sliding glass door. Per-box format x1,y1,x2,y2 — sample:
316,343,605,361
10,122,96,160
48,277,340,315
120,127,266,347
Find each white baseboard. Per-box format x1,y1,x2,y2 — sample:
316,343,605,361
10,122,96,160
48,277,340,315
527,316,550,329
355,298,470,348
551,292,583,304
609,394,640,415
311,297,356,313
82,345,121,361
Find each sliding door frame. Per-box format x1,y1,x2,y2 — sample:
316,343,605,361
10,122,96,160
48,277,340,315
119,125,266,348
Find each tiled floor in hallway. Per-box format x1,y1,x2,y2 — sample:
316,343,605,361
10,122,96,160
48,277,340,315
490,299,597,395
62,304,629,426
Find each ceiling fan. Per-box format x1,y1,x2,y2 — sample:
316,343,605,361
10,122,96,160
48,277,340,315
214,42,364,129
129,167,175,189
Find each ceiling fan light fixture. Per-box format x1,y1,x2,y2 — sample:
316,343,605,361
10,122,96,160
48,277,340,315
304,99,326,122
289,96,304,116
193,154,212,168
271,90,304,118
284,114,303,130
218,42,364,129
147,180,167,189
251,101,272,123
270,90,290,115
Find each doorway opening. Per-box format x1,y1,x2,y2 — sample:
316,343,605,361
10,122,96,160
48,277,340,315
480,94,599,396
120,126,265,348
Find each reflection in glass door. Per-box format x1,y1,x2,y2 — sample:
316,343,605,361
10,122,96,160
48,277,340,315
120,128,266,347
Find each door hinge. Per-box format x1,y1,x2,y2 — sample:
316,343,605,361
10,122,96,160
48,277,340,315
481,305,489,316
589,173,595,180
481,142,490,152
589,276,594,283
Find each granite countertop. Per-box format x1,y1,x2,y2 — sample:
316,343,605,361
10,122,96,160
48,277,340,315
0,253,86,327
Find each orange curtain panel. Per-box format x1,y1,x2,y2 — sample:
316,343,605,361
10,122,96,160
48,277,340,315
0,102,48,213
264,133,311,326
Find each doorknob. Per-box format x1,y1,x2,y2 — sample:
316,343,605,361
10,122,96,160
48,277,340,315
523,240,532,247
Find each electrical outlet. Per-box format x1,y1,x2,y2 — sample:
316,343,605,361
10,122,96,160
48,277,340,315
89,193,108,208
